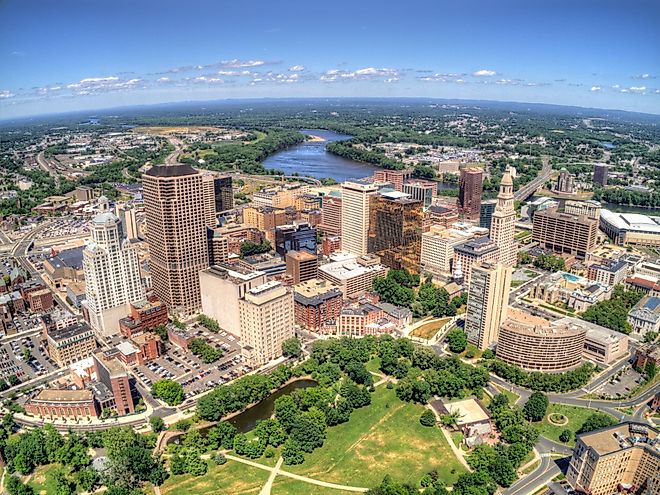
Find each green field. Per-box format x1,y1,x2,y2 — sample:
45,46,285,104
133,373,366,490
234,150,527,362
271,478,358,495
160,459,269,495
365,356,382,374
492,384,520,405
410,318,451,340
27,464,76,495
287,386,465,487
537,403,614,446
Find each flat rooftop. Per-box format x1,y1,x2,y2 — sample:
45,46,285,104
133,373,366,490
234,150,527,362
319,257,386,280
443,398,490,425
32,388,93,402
579,422,659,456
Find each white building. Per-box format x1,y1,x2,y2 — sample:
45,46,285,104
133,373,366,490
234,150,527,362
489,169,517,267
239,281,294,367
83,212,144,337
318,253,388,298
341,181,378,256
420,225,475,279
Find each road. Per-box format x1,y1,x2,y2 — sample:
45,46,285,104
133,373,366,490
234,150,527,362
36,151,61,188
514,158,552,201
503,438,568,495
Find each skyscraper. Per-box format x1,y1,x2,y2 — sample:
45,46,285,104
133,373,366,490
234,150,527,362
479,200,497,230
83,212,144,336
593,164,609,187
320,193,342,236
143,164,209,317
457,167,483,221
553,168,575,193
368,191,423,271
214,175,234,212
464,262,511,350
341,181,378,256
489,169,517,267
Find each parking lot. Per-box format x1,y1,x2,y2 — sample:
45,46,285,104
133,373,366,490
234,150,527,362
130,325,250,400
594,366,644,399
38,218,89,239
0,333,59,383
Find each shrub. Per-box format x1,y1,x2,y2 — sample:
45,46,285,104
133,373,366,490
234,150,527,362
559,429,572,443
420,409,436,427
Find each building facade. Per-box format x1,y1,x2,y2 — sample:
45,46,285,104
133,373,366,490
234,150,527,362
318,254,388,299
368,191,423,272
83,212,145,336
464,262,511,350
489,169,517,267
532,210,598,259
285,250,318,284
143,164,209,316
293,278,343,331
593,164,609,187
46,322,97,367
453,237,500,286
239,281,295,367
341,181,378,256
457,167,483,221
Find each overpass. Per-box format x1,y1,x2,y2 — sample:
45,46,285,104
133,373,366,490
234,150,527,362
514,161,553,202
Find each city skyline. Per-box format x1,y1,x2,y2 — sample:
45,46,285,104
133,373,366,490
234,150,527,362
1,0,660,119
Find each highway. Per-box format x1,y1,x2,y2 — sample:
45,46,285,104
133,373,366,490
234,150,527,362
514,158,553,201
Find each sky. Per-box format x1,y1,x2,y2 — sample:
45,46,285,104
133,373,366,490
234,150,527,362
1,0,659,119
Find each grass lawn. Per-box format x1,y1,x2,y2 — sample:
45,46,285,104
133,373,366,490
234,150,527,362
451,431,464,448
537,404,614,446
27,464,75,495
287,386,465,488
492,384,520,405
365,356,382,374
160,459,269,495
271,478,358,495
410,318,451,340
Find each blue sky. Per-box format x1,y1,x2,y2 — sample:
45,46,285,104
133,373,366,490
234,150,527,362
1,0,659,118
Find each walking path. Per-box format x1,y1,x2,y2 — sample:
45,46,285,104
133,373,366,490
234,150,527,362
259,457,283,495
426,404,471,471
224,454,369,493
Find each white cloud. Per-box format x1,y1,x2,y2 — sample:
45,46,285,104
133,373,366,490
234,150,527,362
157,77,170,82
590,86,602,92
289,65,305,72
220,59,265,68
633,73,655,80
473,69,497,77
321,67,399,82
612,84,620,89
192,76,224,84
0,90,15,99
629,86,646,94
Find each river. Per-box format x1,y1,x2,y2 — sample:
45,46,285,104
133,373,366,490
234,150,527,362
262,129,377,182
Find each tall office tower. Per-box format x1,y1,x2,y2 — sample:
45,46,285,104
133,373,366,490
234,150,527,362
83,212,145,336
207,227,229,265
464,262,511,350
368,191,423,271
320,193,342,236
373,169,412,191
143,164,209,317
239,281,295,367
214,176,234,212
457,167,483,221
202,174,218,227
489,169,517,267
553,168,575,193
532,210,598,260
479,200,497,230
341,181,378,256
593,163,609,187
115,204,139,240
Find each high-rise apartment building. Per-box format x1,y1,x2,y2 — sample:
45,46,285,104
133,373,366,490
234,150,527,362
115,204,140,240
567,422,659,495
489,169,517,267
143,164,209,316
464,262,511,350
198,264,267,337
593,164,609,187
293,279,343,331
368,191,423,271
532,210,598,260
457,167,483,221
320,193,342,236
83,212,144,336
341,181,378,256
285,250,318,284
553,168,575,193
239,281,295,367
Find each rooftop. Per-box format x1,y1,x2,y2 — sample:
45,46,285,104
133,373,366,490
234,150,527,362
579,422,659,456
144,164,199,177
454,236,498,256
319,256,386,280
600,209,660,234
47,246,85,270
293,278,342,305
32,388,94,403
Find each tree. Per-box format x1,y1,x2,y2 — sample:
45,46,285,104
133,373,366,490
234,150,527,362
289,416,325,453
643,331,658,343
420,409,436,427
207,421,237,450
559,429,572,443
282,438,305,465
149,416,165,433
523,392,549,422
282,337,302,358
446,330,467,353
274,395,300,432
6,476,35,495
151,379,184,406
577,413,617,435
